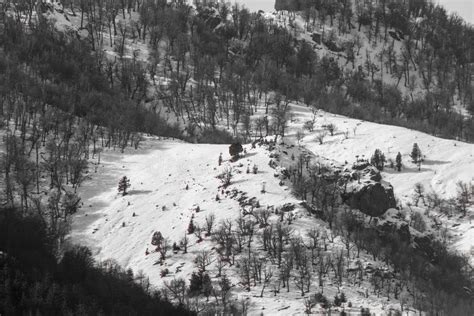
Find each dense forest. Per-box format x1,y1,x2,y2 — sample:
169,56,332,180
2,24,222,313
0,0,473,314
0,207,194,315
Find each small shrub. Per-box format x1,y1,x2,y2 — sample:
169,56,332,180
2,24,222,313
217,167,233,188
252,164,258,174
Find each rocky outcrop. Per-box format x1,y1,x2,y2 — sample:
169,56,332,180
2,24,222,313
342,162,395,217
343,181,397,217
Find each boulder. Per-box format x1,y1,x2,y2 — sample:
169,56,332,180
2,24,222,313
352,161,371,170
344,181,396,217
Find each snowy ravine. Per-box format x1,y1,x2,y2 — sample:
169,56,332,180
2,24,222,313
70,106,473,315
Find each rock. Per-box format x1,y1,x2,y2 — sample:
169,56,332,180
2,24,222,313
362,166,382,182
414,235,436,261
352,161,371,170
344,181,396,217
280,203,295,213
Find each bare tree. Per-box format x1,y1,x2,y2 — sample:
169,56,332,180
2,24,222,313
260,266,273,297
413,183,426,206
195,250,213,273
181,232,188,254
158,238,170,262
325,123,337,136
315,131,327,145
218,274,233,309
164,278,187,305
205,213,216,236
254,208,271,228
456,181,472,216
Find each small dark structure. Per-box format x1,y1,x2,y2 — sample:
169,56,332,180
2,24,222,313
229,143,243,159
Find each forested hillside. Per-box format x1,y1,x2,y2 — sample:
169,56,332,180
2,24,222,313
0,0,472,315
110,0,474,141
0,207,194,315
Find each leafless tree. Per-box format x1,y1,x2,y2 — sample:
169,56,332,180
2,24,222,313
260,266,273,297
254,208,271,228
205,213,216,236
456,181,472,216
326,123,337,136
159,238,170,262
164,278,187,305
195,250,213,272
413,183,426,206
315,131,327,145
280,252,293,292
218,274,233,309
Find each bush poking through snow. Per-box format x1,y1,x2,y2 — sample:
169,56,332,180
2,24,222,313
334,292,347,307
217,167,233,188
160,268,169,277
326,123,337,136
316,131,327,144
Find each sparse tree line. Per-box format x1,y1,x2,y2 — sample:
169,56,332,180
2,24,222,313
279,143,473,315
107,0,474,142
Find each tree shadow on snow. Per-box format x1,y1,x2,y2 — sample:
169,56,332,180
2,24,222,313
127,190,153,195
422,159,451,166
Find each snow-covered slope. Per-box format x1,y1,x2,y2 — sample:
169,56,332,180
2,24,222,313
71,133,421,315
287,103,474,258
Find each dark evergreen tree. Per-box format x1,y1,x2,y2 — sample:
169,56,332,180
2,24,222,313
395,152,402,172
187,216,195,234
118,176,131,196
188,271,203,296
370,149,386,171
151,231,164,250
410,143,422,163
229,143,243,159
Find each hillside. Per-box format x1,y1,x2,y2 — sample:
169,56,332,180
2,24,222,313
0,1,473,315
71,105,473,315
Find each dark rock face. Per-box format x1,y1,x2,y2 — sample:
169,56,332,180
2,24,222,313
344,181,397,217
414,236,436,261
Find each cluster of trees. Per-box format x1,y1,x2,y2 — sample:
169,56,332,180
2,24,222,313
0,3,192,313
282,150,473,314
0,207,194,315
122,0,474,142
